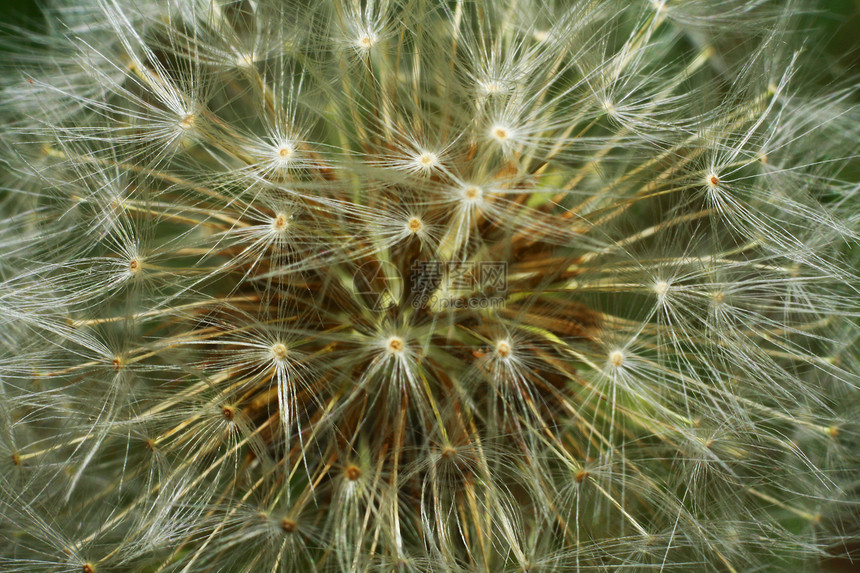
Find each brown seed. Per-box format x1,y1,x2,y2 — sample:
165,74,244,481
387,337,404,354
496,340,512,358
709,175,720,187
179,114,195,130
345,465,362,481
272,214,289,233
82,564,94,573
418,153,436,166
407,217,423,233
11,452,20,466
575,471,589,483
463,186,482,201
222,406,235,421
281,518,297,533
128,258,140,273
271,343,288,360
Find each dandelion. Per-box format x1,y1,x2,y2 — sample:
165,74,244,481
1,1,858,572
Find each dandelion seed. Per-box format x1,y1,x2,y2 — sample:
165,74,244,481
274,142,295,167
356,33,377,51
602,99,617,116
345,465,362,481
414,151,439,173
533,29,549,43
707,173,720,188
491,124,512,144
178,114,196,131
478,80,508,95
386,336,405,355
462,185,482,203
271,343,288,361
271,213,290,234
281,518,297,533
406,217,423,234
234,52,256,69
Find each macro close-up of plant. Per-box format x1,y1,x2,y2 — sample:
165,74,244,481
1,0,859,571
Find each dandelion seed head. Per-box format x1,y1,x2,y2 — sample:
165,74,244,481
1,1,856,571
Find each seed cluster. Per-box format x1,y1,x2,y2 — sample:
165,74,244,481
0,1,858,572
